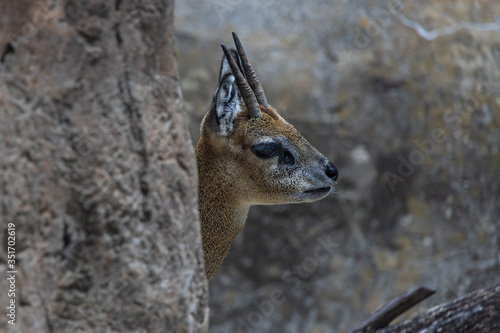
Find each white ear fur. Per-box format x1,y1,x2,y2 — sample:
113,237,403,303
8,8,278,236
219,54,232,83
215,74,242,136
218,49,241,84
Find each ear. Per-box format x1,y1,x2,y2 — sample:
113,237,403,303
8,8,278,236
218,49,243,83
213,51,244,136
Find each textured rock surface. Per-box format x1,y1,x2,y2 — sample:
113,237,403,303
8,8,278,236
175,1,500,332
0,0,207,332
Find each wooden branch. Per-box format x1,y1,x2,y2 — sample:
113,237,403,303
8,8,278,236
349,286,436,333
350,283,500,333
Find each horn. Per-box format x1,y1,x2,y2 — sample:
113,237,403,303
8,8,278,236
221,44,261,118
232,32,269,108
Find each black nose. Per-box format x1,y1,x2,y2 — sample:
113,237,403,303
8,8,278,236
325,160,338,181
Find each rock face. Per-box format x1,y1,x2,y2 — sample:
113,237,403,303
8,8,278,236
0,1,207,332
175,1,500,332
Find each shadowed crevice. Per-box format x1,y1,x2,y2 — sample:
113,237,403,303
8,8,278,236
1,43,15,63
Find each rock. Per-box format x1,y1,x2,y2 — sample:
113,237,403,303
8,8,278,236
176,0,500,331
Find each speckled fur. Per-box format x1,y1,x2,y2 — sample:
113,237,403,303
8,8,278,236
196,102,334,280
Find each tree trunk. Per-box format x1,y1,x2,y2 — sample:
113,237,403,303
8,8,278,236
0,0,208,332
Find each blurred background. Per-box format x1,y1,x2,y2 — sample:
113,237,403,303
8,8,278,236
175,1,500,332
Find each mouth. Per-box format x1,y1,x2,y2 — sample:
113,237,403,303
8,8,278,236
300,186,333,202
303,187,331,195
292,186,333,203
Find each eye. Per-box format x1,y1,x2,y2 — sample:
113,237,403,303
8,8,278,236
251,142,279,158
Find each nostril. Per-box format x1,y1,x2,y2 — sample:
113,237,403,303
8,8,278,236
325,160,338,181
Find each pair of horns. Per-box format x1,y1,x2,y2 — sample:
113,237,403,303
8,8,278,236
221,32,268,118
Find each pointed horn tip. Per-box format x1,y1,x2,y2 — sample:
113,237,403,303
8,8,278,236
220,44,232,59
232,32,243,49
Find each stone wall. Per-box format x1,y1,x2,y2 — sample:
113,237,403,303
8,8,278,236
175,1,500,332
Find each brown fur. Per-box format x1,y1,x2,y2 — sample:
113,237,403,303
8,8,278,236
196,103,334,280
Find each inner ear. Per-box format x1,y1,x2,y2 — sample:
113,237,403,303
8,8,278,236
214,74,243,136
219,49,243,84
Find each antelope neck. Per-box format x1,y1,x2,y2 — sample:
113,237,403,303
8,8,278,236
198,175,250,279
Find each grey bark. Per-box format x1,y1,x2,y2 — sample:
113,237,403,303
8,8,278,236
0,0,208,332
351,283,500,333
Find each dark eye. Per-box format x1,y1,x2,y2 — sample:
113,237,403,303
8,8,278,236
251,142,279,158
